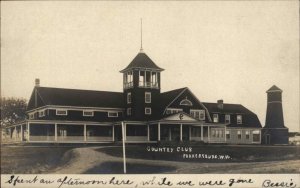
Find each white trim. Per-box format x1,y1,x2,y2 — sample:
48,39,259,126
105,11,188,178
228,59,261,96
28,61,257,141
190,109,205,120
56,109,68,116
237,115,243,124
108,111,118,117
180,98,193,106
83,110,94,117
127,92,131,104
38,110,46,117
268,101,282,103
29,112,35,119
225,114,231,124
27,105,124,113
145,92,151,103
213,114,219,123
127,108,132,116
145,107,151,115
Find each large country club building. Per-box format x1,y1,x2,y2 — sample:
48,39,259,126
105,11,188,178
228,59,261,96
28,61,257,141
2,49,289,145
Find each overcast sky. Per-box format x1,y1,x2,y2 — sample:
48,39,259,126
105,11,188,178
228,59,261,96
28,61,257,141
1,1,299,131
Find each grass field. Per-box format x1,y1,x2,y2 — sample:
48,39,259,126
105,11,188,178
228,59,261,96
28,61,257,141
1,146,73,174
99,145,300,163
1,145,299,174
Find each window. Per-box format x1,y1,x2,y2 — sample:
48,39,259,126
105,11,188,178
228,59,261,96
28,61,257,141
38,110,46,117
127,93,131,104
226,130,230,139
213,114,219,123
145,92,151,103
237,130,242,139
127,108,131,116
29,113,35,120
145,107,151,115
56,110,67,116
190,110,205,120
108,112,118,117
237,115,242,124
253,130,260,142
166,108,182,115
180,98,193,106
83,110,94,117
245,130,250,139
225,114,230,123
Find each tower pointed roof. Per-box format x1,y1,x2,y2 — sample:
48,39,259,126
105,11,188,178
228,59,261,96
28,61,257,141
120,52,164,73
266,85,282,93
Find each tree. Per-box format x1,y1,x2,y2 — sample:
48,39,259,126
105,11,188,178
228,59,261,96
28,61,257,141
0,97,27,127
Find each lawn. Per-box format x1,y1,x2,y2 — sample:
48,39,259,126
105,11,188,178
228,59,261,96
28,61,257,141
1,146,73,174
98,144,300,163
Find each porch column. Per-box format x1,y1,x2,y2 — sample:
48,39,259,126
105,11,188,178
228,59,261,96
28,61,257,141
124,123,127,141
208,126,210,142
20,125,23,141
180,124,183,141
158,123,161,141
201,125,203,141
84,124,87,142
14,126,17,140
169,127,171,141
27,122,30,142
112,125,115,142
147,124,150,141
224,126,227,142
55,123,57,141
189,126,191,141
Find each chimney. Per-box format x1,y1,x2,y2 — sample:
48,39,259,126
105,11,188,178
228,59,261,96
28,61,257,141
35,78,40,87
217,99,223,109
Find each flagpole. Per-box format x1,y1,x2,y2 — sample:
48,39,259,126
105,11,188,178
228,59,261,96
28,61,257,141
121,121,127,174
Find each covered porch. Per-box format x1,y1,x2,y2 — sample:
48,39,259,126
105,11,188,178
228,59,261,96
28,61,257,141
2,120,117,143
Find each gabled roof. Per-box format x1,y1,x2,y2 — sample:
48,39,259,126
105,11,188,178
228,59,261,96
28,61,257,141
202,103,254,114
158,87,187,111
120,52,164,73
266,85,282,93
27,87,124,111
202,102,262,128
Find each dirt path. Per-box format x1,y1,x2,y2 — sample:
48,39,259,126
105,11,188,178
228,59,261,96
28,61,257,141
51,147,300,174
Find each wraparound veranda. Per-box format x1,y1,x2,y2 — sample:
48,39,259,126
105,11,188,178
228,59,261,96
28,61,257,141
3,119,261,144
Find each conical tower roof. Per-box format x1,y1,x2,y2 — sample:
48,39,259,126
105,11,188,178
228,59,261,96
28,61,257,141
120,52,164,73
266,85,282,93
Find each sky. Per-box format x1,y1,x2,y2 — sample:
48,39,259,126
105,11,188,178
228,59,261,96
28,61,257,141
1,1,299,132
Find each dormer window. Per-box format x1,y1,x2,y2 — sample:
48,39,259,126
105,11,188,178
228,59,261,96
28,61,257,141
83,110,94,117
56,109,67,116
225,114,231,124
237,115,242,124
213,114,219,123
180,97,193,106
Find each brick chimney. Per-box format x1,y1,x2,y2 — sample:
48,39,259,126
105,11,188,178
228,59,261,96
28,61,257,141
35,78,40,87
217,99,223,109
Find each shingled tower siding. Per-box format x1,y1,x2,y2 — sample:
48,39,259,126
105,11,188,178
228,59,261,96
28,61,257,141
262,85,289,145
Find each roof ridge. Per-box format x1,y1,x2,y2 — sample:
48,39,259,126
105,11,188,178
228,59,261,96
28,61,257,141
161,87,187,94
37,86,123,94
